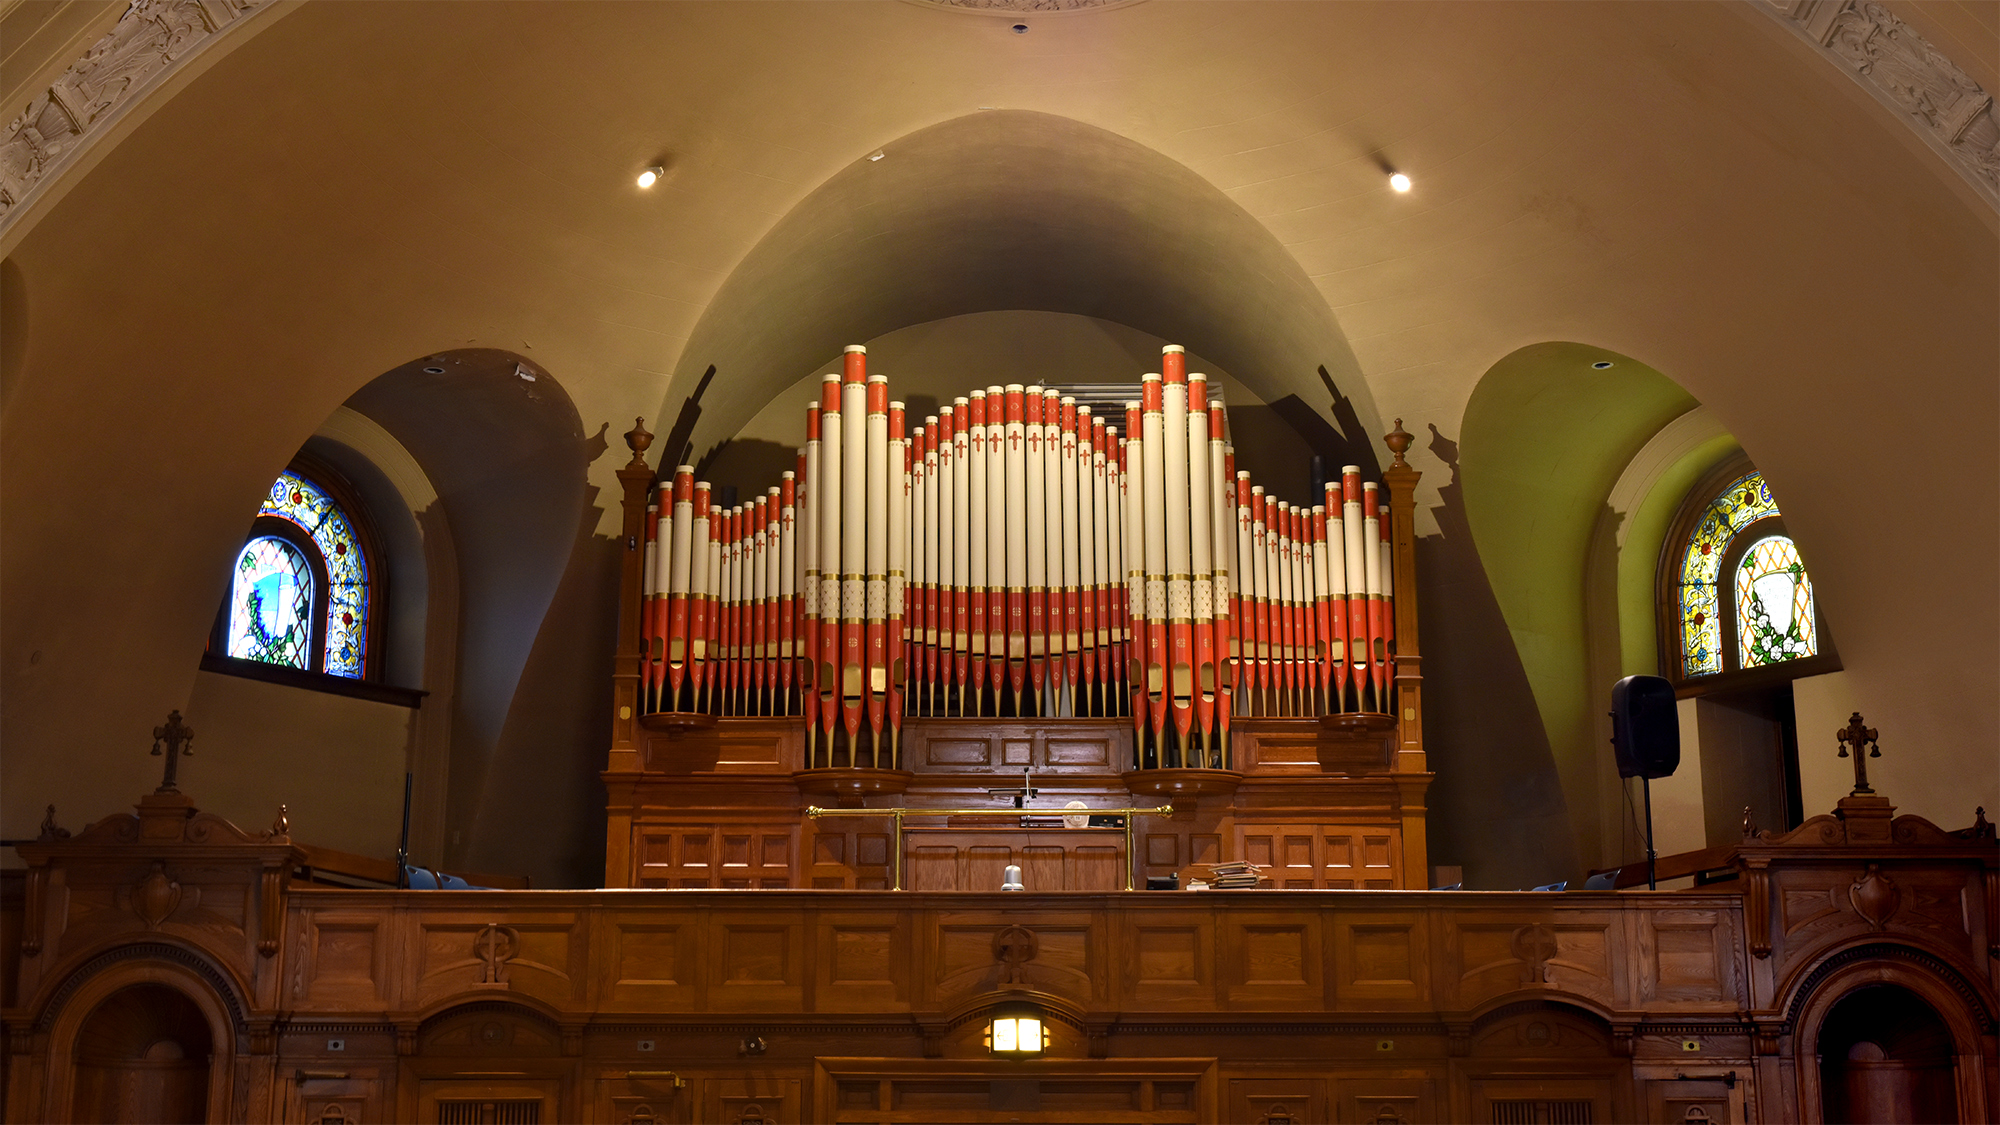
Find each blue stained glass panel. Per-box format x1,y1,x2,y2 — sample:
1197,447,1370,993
259,471,369,677
227,537,314,669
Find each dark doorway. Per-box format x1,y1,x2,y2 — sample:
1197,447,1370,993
1817,983,1959,1124
70,983,213,1124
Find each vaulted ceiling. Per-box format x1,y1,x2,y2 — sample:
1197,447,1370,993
2,1,1994,834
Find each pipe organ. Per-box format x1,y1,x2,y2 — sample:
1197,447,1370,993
636,344,1414,774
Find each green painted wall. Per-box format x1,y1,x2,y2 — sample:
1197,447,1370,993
1458,342,1696,875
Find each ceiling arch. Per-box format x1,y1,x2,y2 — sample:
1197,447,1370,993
671,109,1380,456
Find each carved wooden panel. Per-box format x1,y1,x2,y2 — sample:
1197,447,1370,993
1227,1077,1325,1125
643,718,798,773
1334,914,1429,1006
897,717,1127,774
1332,1072,1437,1125
411,917,583,1006
1640,910,1734,1005
1221,913,1324,1007
903,829,1125,892
707,913,806,1010
1449,918,1619,1010
1122,914,1215,1006
301,912,386,1006
928,911,1102,1009
604,920,699,1011
814,911,912,1012
638,827,794,889
1238,825,1399,888
813,1059,1211,1123
704,1076,799,1125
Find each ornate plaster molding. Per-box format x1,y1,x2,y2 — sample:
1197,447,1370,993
0,0,277,236
1759,0,2000,210
911,0,1144,14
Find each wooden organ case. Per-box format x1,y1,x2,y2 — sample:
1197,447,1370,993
602,349,1433,894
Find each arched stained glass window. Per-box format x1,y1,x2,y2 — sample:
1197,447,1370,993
217,468,375,679
227,536,315,668
258,471,370,677
1676,471,1778,677
1669,468,1824,681
1735,535,1816,668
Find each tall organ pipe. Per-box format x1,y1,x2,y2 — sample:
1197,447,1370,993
801,406,822,753
864,374,890,757
1002,385,1028,710
887,401,908,759
817,376,844,750
1186,373,1216,756
1024,389,1049,709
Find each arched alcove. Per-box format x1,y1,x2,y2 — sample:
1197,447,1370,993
1815,984,1961,1124
662,110,1383,467
68,983,213,1124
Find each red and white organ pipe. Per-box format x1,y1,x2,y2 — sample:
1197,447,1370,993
636,343,1401,765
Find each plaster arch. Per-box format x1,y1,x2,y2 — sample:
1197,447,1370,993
665,109,1383,466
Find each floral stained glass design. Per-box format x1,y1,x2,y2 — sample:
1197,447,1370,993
260,471,369,677
227,537,314,668
1678,471,1781,677
1736,535,1817,668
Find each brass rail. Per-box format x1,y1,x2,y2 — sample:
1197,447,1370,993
806,805,1174,891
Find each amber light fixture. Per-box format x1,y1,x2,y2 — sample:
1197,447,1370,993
1389,171,1412,193
637,165,663,188
986,1004,1048,1057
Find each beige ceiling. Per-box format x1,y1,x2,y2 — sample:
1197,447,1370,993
2,1,1995,809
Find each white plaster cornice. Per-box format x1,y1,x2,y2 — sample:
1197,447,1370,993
0,0,280,238
1757,0,2000,211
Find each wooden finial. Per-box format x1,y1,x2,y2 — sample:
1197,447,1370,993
1384,418,1412,469
272,804,290,837
38,804,69,842
150,710,195,794
1741,805,1757,840
623,417,654,469
1836,711,1880,796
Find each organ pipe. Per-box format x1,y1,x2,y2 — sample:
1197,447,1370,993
636,342,1405,753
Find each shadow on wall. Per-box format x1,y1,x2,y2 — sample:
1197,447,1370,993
1417,423,1577,890
347,349,598,887
476,462,621,887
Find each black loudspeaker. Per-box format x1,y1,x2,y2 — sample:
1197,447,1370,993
1611,674,1680,779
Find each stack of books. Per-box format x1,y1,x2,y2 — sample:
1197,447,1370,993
1206,861,1267,889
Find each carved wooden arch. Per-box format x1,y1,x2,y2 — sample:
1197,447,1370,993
1464,996,1624,1057
940,987,1089,1035
412,994,579,1057
29,946,242,1125
29,937,249,1035
1785,942,1995,1125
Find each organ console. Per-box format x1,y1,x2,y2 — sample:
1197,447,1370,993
611,343,1431,891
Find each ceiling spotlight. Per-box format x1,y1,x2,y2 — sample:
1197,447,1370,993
1388,172,1412,193
636,165,663,189
1012,23,1028,34
868,151,886,162
1592,361,1614,369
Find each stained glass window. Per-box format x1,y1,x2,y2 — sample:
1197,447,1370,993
1735,535,1817,668
1677,472,1778,677
258,471,370,677
227,536,315,669
1674,469,1821,678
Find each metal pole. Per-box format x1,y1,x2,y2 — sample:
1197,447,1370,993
1644,775,1658,891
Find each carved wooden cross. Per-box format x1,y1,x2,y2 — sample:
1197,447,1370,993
151,710,194,793
1837,711,1880,795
